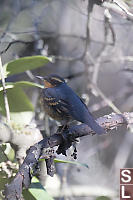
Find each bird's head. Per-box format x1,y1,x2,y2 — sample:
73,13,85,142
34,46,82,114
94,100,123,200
36,74,65,88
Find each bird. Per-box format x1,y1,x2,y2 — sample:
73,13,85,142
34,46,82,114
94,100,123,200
36,74,105,135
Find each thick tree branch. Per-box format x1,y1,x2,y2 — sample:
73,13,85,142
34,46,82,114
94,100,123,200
4,111,132,200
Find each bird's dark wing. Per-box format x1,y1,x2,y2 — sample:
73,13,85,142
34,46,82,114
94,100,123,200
43,86,105,134
79,97,88,109
43,88,70,116
62,86,105,134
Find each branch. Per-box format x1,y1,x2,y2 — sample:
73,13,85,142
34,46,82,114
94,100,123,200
0,40,33,55
0,57,11,124
104,9,116,45
4,111,132,200
103,0,133,21
90,83,121,114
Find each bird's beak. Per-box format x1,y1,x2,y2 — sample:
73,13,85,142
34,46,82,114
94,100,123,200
36,76,44,81
36,75,52,88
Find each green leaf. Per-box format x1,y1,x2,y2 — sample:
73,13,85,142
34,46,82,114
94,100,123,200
1,55,52,78
12,81,43,88
4,143,15,161
0,86,33,113
0,144,8,162
29,177,54,200
23,189,36,200
53,158,89,169
0,85,14,91
0,81,42,124
0,81,43,91
96,196,111,200
0,86,34,123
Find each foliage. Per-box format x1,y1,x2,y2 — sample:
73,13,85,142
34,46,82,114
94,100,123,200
26,177,54,200
1,56,52,78
0,55,51,124
96,196,111,200
54,158,89,168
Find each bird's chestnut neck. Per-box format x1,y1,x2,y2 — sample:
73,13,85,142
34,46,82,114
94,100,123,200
44,80,55,88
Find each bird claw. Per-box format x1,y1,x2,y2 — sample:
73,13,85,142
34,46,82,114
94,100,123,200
56,129,78,157
57,124,69,134
71,146,77,160
56,128,72,156
56,134,72,156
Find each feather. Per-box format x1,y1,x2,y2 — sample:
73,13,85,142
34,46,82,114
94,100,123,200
42,83,105,134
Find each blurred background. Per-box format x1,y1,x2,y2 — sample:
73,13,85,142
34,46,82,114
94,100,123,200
0,0,133,199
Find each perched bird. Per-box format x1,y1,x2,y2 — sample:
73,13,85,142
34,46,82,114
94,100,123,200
37,74,105,135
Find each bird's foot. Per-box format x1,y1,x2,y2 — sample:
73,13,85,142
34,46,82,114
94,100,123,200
57,124,69,134
56,129,78,158
67,131,79,143
71,146,77,160
56,126,71,156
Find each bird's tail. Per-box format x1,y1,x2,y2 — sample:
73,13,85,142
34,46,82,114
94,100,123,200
86,113,105,135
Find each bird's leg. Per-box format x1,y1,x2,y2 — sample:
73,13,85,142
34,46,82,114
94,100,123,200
57,123,69,134
57,123,69,144
56,123,72,156
56,124,79,158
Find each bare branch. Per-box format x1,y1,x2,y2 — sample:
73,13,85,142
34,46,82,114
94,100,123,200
104,9,116,44
0,40,33,55
91,9,116,86
4,111,133,200
89,85,131,112
90,83,121,114
103,0,133,21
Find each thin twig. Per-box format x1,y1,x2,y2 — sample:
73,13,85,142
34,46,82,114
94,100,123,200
104,8,116,45
0,56,11,124
0,40,33,55
89,85,131,112
90,83,121,114
103,0,133,21
91,9,115,85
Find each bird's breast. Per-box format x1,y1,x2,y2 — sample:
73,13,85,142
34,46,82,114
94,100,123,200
42,89,71,123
